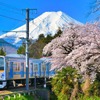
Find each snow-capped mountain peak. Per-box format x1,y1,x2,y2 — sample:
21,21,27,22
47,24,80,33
0,11,82,45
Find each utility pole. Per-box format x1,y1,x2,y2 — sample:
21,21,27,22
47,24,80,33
4,8,37,91
4,9,30,90
25,8,37,91
26,8,29,91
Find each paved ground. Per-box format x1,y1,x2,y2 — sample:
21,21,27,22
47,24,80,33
0,87,35,96
0,90,13,95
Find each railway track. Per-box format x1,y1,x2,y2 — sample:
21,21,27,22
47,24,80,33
0,85,35,96
0,79,50,96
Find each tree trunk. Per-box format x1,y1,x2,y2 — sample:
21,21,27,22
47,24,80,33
82,74,91,96
70,82,78,100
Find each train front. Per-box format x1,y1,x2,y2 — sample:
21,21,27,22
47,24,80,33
0,56,6,88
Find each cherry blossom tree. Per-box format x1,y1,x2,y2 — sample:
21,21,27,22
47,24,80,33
43,22,100,81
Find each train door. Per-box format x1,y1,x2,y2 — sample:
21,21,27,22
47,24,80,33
33,63,38,76
6,62,9,79
46,63,50,77
9,62,13,78
30,63,33,77
21,62,24,77
41,62,46,77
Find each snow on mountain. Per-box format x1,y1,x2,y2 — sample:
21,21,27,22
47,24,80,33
0,11,82,45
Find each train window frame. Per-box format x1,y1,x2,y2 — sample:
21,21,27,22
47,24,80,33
21,62,24,71
0,57,4,70
13,62,17,72
33,63,38,72
41,62,46,72
14,62,20,72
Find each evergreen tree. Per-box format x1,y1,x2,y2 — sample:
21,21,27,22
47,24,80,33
0,48,6,56
51,67,81,100
44,34,53,44
53,28,62,38
17,28,62,58
29,41,46,58
17,44,25,55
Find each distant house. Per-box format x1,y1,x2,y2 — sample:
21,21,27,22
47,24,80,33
0,39,17,54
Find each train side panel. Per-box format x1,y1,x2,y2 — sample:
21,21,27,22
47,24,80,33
32,59,43,78
0,56,6,81
6,57,26,80
5,57,54,80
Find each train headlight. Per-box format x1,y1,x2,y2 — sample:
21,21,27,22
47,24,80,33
1,73,4,78
0,73,4,79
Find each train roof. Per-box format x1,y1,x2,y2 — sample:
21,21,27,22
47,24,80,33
32,59,43,63
40,57,51,63
5,54,25,58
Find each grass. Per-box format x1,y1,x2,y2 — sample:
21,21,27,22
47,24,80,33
78,96,100,100
2,94,35,100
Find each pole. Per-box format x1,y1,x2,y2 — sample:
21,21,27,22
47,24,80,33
34,72,36,89
26,8,29,91
44,70,46,88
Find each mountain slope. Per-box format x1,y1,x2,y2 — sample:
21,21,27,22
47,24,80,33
0,39,17,54
0,11,82,45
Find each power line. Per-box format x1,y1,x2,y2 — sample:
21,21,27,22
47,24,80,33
3,31,26,33
7,21,25,32
0,1,21,11
0,14,25,22
0,41,23,45
0,7,24,15
0,38,26,45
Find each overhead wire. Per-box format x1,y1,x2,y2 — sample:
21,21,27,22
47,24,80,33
0,1,21,11
0,37,25,46
0,14,25,22
0,1,25,30
0,2,26,47
0,1,27,18
0,7,24,15
0,2,36,46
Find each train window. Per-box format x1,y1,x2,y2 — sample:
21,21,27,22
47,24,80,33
41,62,46,72
18,66,20,71
30,63,33,71
7,62,10,72
14,63,20,72
33,63,38,72
0,57,4,70
13,62,17,71
21,63,24,71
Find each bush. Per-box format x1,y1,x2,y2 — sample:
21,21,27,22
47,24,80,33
51,67,81,100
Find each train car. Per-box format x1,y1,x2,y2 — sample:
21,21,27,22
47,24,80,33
40,57,55,77
0,54,54,88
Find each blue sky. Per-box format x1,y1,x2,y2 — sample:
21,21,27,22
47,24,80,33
0,0,97,35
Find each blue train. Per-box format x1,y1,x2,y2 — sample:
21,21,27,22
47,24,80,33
0,54,55,88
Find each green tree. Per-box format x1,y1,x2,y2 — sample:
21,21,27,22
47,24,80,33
44,34,53,44
0,48,6,56
17,44,25,55
29,40,46,58
38,34,45,40
18,29,62,58
53,28,62,38
51,67,81,100
29,30,62,58
88,71,100,96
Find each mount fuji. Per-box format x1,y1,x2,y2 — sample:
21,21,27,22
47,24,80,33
0,11,82,45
